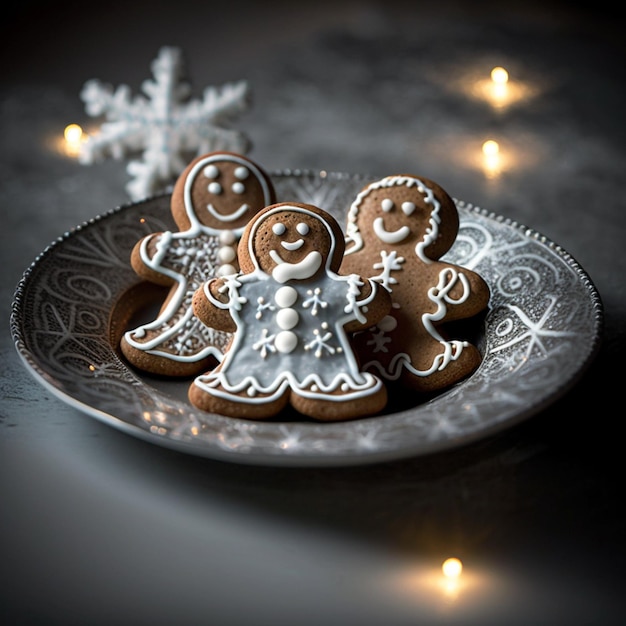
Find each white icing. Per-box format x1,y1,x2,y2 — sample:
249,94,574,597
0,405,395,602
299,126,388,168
280,238,304,251
217,263,237,277
276,307,299,330
207,202,250,222
275,285,298,307
302,288,327,315
422,268,470,336
217,246,236,263
371,250,404,290
203,164,219,178
271,251,322,284
373,217,410,244
196,371,383,406
152,230,173,266
232,182,245,194
275,330,298,353
208,182,222,194
377,315,397,332
304,326,337,357
234,166,249,179
219,230,236,245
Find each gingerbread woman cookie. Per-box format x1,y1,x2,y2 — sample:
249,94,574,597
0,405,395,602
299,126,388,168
340,174,490,393
188,202,392,421
120,151,276,376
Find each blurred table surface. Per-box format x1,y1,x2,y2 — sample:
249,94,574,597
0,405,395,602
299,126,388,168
2,1,625,624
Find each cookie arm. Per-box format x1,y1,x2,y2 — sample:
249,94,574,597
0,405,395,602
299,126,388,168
129,232,175,286
344,278,391,333
436,265,490,321
192,278,237,333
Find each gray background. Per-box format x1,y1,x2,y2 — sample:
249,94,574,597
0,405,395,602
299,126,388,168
2,1,625,624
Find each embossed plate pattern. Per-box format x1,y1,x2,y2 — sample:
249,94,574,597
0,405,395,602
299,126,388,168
10,171,603,466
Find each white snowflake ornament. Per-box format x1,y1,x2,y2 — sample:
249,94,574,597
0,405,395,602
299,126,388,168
79,46,251,200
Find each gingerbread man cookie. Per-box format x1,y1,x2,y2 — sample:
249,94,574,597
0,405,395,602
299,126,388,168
340,174,490,393
120,151,276,376
188,202,392,421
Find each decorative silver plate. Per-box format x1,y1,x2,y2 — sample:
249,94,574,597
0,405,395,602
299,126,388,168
10,171,603,466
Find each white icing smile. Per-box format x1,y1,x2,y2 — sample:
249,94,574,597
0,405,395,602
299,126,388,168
280,238,304,251
269,250,323,283
373,217,410,244
207,203,250,222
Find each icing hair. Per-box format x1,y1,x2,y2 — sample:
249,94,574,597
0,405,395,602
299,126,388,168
183,153,274,234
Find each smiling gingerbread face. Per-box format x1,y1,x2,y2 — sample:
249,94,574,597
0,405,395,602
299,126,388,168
171,151,276,232
346,175,459,261
362,186,421,247
239,203,345,281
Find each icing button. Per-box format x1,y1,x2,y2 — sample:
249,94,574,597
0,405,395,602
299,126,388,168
217,263,237,276
275,330,298,353
378,315,398,332
275,285,298,308
276,307,299,330
219,230,236,245
218,245,236,263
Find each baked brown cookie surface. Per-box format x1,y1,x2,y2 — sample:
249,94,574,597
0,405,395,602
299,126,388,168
120,151,276,376
340,174,490,392
189,202,392,421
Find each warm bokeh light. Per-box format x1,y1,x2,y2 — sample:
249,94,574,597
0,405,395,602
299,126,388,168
482,139,502,179
416,128,545,182
461,64,535,110
442,557,463,579
64,123,83,144
482,139,500,157
385,556,503,615
61,123,87,157
490,66,509,85
489,66,509,103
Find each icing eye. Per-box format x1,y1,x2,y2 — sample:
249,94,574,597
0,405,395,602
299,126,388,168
208,182,222,194
381,198,394,212
402,201,416,215
231,182,245,194
272,222,286,235
296,222,309,236
203,164,219,179
234,166,249,180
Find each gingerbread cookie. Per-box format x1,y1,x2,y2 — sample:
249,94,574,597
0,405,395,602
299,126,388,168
188,202,392,421
120,151,276,376
340,174,490,393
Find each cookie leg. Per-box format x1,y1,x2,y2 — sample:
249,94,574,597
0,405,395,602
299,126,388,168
290,381,387,422
121,338,220,377
403,342,483,392
188,378,290,420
